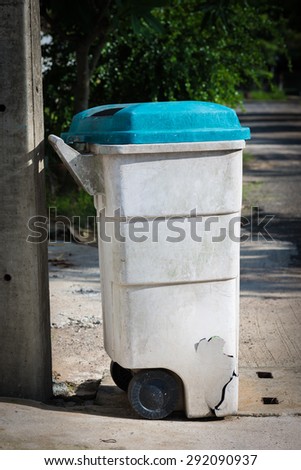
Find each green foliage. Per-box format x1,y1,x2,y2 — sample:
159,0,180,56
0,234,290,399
91,0,288,107
249,88,287,101
42,0,289,135
41,0,291,219
47,189,96,229
42,40,76,137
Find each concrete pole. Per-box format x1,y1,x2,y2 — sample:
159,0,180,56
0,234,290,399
0,0,52,400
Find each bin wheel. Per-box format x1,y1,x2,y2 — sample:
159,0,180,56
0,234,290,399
128,369,179,420
110,361,133,392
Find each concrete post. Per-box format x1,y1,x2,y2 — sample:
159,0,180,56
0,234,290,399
0,0,52,400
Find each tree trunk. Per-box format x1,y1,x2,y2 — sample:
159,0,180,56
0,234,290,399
74,42,90,114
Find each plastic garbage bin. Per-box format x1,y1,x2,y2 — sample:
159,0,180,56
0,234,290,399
49,101,250,419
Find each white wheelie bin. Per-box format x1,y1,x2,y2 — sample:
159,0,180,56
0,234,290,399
49,101,250,419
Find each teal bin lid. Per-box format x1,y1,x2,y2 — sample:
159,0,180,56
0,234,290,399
61,101,250,145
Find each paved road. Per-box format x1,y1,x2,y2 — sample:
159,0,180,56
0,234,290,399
0,100,301,450
238,101,301,417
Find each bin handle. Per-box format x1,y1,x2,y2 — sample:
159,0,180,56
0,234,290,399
48,135,103,196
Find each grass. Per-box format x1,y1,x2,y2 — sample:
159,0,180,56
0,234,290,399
242,180,263,213
47,189,96,230
248,88,287,101
243,151,254,169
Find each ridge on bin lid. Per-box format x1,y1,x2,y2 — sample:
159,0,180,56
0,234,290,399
61,101,251,145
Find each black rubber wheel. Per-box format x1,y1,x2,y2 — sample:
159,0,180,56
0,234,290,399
128,369,180,420
110,361,133,392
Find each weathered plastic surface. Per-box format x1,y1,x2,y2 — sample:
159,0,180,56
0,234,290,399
96,140,242,418
48,135,103,195
99,261,239,417
61,101,250,145
49,101,247,418
99,212,240,285
92,141,243,217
